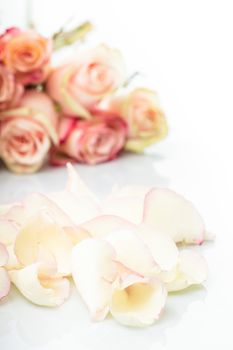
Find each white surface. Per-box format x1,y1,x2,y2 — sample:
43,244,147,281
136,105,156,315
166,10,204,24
0,0,233,349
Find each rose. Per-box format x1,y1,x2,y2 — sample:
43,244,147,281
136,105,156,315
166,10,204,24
0,27,52,85
0,64,24,111
46,44,126,118
0,90,58,173
50,111,127,165
100,88,168,152
0,27,20,53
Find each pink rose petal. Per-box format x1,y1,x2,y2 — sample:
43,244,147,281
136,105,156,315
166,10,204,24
143,188,205,244
0,267,11,300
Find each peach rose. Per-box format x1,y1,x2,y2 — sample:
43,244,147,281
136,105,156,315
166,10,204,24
0,90,58,173
0,27,52,85
50,111,127,165
100,88,168,152
46,45,126,118
0,64,24,110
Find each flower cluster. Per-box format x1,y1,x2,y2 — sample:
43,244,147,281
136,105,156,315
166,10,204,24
0,164,213,327
0,24,168,174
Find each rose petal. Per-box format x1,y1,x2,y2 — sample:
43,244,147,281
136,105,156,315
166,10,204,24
71,238,118,320
80,215,135,239
4,244,21,270
23,193,74,227
0,219,19,245
15,212,74,276
62,226,90,245
166,250,208,292
66,163,98,200
9,263,70,306
138,225,179,271
0,204,14,215
0,267,11,300
101,196,144,225
48,191,100,226
0,243,9,267
105,230,159,277
110,274,167,327
109,185,149,198
143,189,205,244
2,204,26,226
3,194,74,228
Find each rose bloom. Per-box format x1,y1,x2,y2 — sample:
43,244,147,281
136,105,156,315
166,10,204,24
0,90,58,173
0,64,24,110
46,45,126,118
0,27,52,85
100,88,168,152
50,112,127,165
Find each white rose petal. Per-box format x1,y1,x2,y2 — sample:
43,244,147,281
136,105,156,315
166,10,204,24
143,188,205,244
71,238,118,321
15,212,74,276
105,230,159,277
110,274,167,327
9,263,70,306
166,250,208,292
138,225,179,271
80,215,135,239
49,191,100,226
0,267,11,300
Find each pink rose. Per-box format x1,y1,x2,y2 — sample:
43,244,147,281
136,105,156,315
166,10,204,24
0,27,52,85
46,45,126,118
99,88,168,152
50,111,127,165
0,64,24,110
0,90,58,173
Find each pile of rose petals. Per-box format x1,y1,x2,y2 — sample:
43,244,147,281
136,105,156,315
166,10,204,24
0,164,212,327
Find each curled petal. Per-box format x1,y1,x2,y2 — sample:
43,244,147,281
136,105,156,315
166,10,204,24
138,225,179,271
71,239,118,320
9,263,70,307
166,250,208,292
110,275,167,327
143,189,205,244
80,215,135,239
15,212,74,275
105,230,159,276
0,267,11,300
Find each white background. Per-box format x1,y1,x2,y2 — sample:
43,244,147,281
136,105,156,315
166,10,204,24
0,1,233,349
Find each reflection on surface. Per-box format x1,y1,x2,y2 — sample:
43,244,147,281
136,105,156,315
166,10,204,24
0,284,207,350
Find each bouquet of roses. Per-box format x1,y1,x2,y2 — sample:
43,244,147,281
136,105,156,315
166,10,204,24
0,22,168,174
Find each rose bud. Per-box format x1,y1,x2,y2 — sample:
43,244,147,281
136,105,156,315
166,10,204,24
50,111,127,165
0,90,58,174
46,44,126,118
0,64,24,110
100,88,168,152
0,27,52,85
